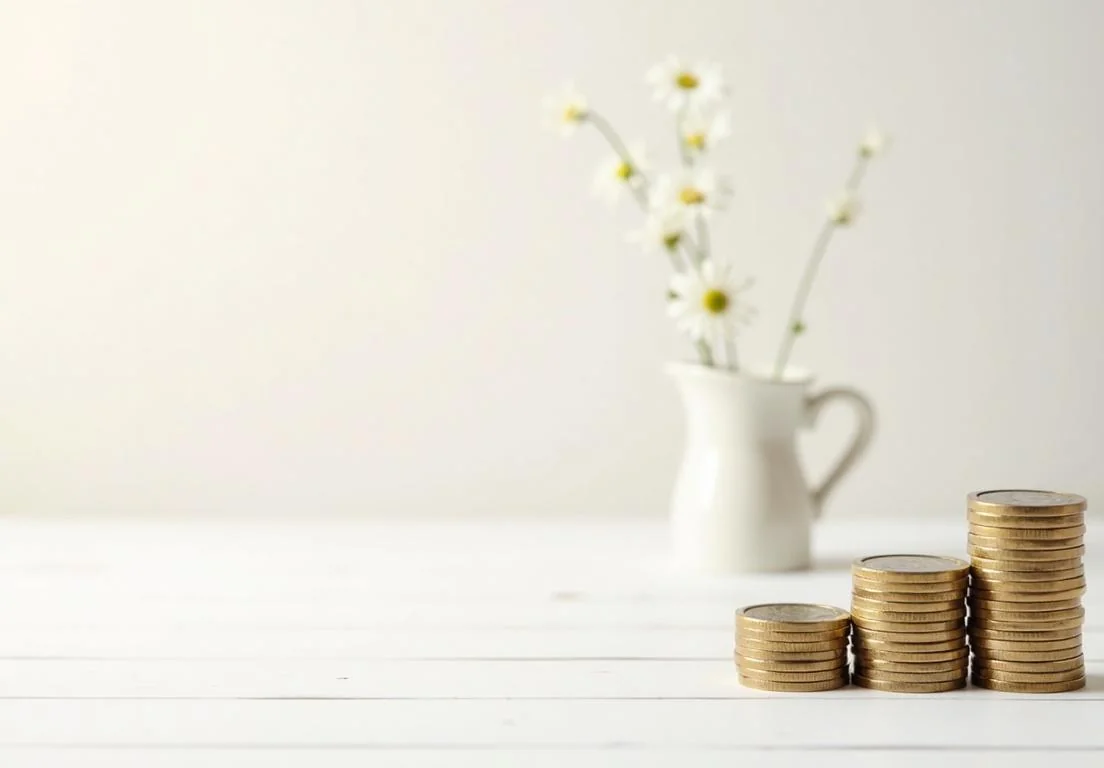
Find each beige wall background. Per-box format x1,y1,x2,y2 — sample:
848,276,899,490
0,0,1101,518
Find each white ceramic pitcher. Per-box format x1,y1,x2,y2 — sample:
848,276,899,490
667,362,875,573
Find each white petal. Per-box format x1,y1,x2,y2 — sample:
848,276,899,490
711,112,732,140
669,272,696,296
667,299,689,319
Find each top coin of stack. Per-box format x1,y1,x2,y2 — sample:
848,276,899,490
967,490,1088,693
850,554,970,693
734,604,851,692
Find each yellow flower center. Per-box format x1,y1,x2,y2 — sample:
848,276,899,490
563,104,585,123
676,72,700,90
830,204,853,225
679,186,705,206
702,289,729,314
662,232,681,250
685,132,706,150
615,161,635,181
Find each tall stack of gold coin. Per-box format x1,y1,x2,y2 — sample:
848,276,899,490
734,604,851,692
967,490,1088,693
850,555,970,692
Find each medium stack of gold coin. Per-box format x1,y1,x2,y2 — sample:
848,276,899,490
734,604,851,692
850,554,970,692
967,490,1088,693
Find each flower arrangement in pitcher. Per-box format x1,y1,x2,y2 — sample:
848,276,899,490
545,57,887,379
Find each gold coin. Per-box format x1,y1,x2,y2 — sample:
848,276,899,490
971,595,1081,613
968,544,1085,562
971,622,1081,640
737,655,849,673
853,646,968,664
853,666,966,683
736,637,849,654
852,616,964,633
735,604,850,633
733,646,847,662
967,490,1087,516
969,635,1082,652
969,597,1083,614
968,534,1083,551
853,656,968,674
852,587,967,603
972,572,1088,589
970,556,1084,572
851,605,966,623
971,675,1085,693
968,509,1085,529
852,575,968,594
972,668,1085,684
738,664,849,683
971,591,1081,609
970,564,1085,582
969,584,1086,602
971,609,1081,626
969,613,1084,633
971,646,1083,663
971,604,1081,622
851,595,965,614
739,674,848,692
970,592,1088,608
970,625,1083,640
970,654,1084,674
853,633,966,651
853,674,966,693
738,625,851,643
969,623,1082,639
968,523,1087,540
852,554,969,583
853,625,966,642
969,573,1086,591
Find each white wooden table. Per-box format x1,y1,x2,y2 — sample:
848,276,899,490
0,519,1100,767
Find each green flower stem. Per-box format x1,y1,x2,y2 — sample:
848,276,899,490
847,153,870,189
587,111,652,208
588,109,712,368
695,338,714,366
587,110,700,273
674,109,708,265
674,109,728,369
696,217,710,261
772,153,870,380
675,112,693,168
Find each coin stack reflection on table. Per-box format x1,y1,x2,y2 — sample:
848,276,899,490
734,604,851,692
967,490,1088,692
850,555,970,692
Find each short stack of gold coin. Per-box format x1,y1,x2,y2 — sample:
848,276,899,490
850,554,970,692
967,490,1088,693
735,604,851,692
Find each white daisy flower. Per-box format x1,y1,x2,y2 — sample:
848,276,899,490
646,57,725,112
543,82,589,136
628,206,689,253
681,111,731,154
592,141,651,205
859,125,890,158
667,261,754,345
826,190,861,226
651,169,730,219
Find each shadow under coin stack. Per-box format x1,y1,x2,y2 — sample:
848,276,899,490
850,555,970,692
734,604,851,692
967,490,1088,693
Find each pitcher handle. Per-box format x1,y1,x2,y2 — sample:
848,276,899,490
803,386,876,517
